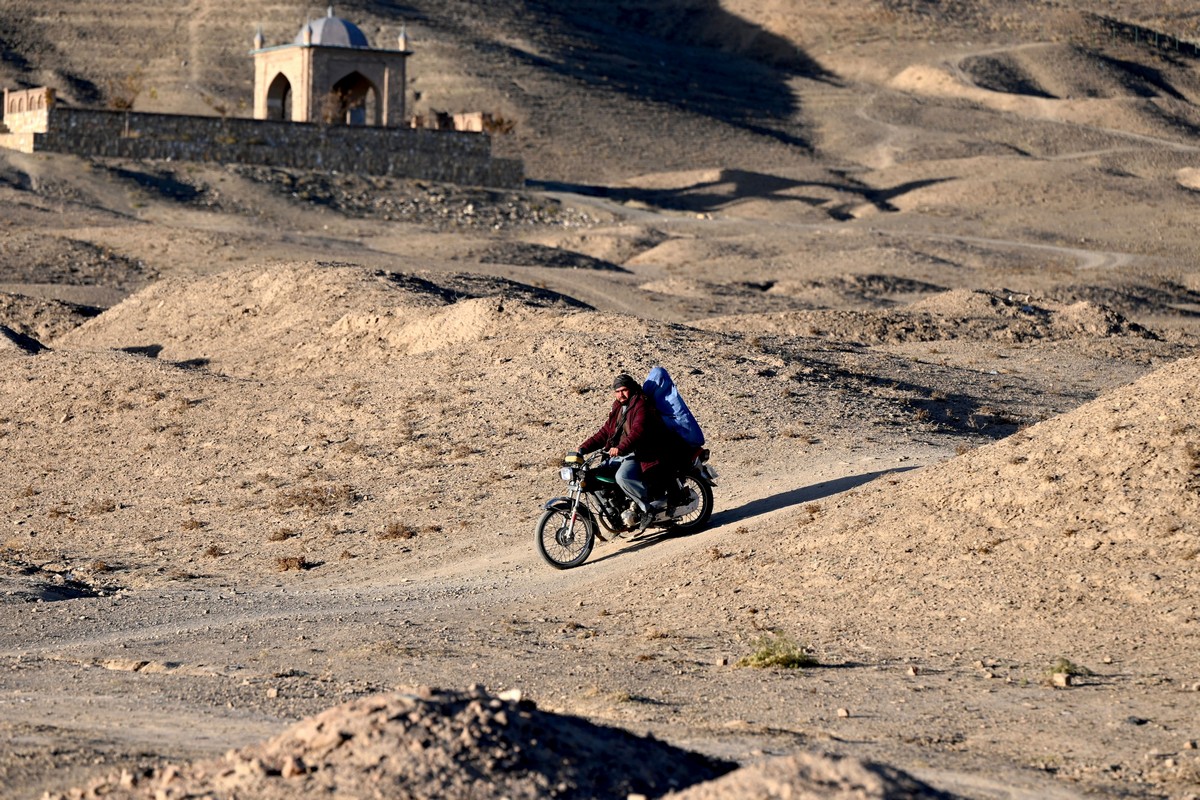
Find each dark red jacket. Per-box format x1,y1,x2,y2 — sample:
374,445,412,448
580,391,672,473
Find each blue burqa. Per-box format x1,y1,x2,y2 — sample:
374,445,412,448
643,366,705,447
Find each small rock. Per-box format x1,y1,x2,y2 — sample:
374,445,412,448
1051,672,1072,688
836,707,850,718
159,765,180,786
497,688,523,702
716,656,728,667
907,665,920,676
281,756,306,778
266,687,279,698
1184,740,1197,750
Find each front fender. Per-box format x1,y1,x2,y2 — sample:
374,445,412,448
542,496,593,519
543,496,572,512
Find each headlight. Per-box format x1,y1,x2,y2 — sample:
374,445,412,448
559,466,575,482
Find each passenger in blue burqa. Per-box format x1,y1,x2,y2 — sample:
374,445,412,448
642,366,705,449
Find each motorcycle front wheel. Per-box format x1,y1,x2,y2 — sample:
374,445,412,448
535,506,596,569
670,473,713,534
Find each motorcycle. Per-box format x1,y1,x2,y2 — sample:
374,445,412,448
535,449,717,569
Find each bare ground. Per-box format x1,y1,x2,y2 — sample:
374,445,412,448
2,2,1200,799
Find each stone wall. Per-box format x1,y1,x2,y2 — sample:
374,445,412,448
0,102,523,188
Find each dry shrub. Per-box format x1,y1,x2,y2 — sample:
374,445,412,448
269,528,298,542
202,545,224,558
182,518,205,531
275,556,312,572
379,522,416,541
273,483,357,514
339,549,355,560
85,499,117,515
170,398,197,413
737,633,816,669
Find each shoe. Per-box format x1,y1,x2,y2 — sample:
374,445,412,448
647,498,668,513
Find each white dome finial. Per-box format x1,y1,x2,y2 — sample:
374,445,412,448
253,25,264,50
327,6,334,17
398,23,409,52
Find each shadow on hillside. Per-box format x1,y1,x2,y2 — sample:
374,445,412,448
587,467,915,566
0,13,102,107
530,171,951,216
495,1,833,149
709,467,918,528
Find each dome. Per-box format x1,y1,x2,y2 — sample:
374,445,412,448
295,8,370,48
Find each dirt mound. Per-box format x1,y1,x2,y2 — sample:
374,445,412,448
767,275,946,307
54,686,735,800
958,44,1186,102
0,291,100,341
0,324,46,354
469,241,627,271
533,226,670,265
0,231,152,289
695,289,1155,345
53,264,587,377
665,751,955,800
959,53,1055,98
713,354,1200,656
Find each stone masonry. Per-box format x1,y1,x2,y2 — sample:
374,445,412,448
0,94,523,188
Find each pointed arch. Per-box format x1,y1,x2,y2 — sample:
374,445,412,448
266,73,293,121
327,71,379,126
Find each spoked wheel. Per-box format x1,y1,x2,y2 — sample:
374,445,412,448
669,473,713,534
535,506,596,569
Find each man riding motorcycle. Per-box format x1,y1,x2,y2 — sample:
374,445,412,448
579,373,678,528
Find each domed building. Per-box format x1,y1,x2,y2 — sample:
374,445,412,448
251,7,411,126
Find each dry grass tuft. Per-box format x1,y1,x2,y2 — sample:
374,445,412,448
182,518,205,531
737,633,817,669
272,483,357,514
275,556,312,572
269,528,298,542
379,522,417,541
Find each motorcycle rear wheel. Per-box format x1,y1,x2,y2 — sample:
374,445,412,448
670,473,713,534
535,507,596,569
